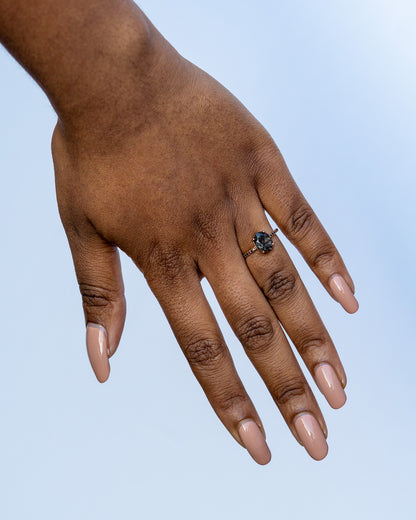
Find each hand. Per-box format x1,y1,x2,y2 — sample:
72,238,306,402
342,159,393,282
52,21,358,465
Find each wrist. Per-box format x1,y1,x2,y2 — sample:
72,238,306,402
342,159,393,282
56,13,189,147
0,1,162,134
53,8,155,133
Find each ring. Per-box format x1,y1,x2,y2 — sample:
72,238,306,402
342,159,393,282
242,229,279,259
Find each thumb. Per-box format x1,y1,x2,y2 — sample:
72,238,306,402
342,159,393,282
67,228,126,383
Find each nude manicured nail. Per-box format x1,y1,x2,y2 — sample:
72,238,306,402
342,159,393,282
294,413,328,461
238,419,271,465
315,363,347,409
329,274,359,313
86,323,110,383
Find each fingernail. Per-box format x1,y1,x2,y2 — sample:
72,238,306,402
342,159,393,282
294,413,328,461
329,274,359,313
315,363,347,409
238,419,271,465
86,323,110,383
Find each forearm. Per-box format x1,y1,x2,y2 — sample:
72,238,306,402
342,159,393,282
0,0,153,128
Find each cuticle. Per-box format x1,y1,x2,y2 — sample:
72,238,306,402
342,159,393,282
237,418,254,430
327,272,339,284
86,322,107,335
292,411,311,445
292,410,327,440
313,361,331,372
293,410,312,422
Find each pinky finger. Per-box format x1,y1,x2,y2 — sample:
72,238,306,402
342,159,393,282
65,224,126,383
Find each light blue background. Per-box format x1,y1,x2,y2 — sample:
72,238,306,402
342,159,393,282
0,1,414,518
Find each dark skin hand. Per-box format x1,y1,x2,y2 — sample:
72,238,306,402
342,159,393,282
0,0,358,464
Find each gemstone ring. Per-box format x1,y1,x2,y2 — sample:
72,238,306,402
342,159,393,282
242,229,279,259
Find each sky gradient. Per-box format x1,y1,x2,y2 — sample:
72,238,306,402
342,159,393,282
0,1,414,519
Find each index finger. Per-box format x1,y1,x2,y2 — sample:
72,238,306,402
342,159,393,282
256,145,359,313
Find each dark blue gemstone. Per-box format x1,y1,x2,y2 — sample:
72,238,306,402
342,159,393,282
254,232,273,253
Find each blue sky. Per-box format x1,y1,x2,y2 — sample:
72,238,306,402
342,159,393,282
0,1,414,519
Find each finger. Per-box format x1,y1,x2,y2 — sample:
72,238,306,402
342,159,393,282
237,210,347,408
200,239,329,461
256,146,359,313
65,223,126,383
144,256,271,465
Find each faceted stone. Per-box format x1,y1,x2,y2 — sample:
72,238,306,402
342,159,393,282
253,231,273,253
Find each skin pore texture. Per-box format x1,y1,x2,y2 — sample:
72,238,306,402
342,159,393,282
0,0,358,464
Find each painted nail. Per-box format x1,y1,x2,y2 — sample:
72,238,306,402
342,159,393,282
315,363,347,409
329,274,359,313
86,323,110,383
294,413,328,461
238,419,271,465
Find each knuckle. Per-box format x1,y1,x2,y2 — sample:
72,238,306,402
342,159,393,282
192,209,221,243
144,241,188,283
249,136,282,177
310,247,337,269
79,283,118,309
273,378,307,407
297,333,327,357
184,336,228,368
263,269,297,304
286,205,315,239
79,283,113,306
237,315,275,354
217,392,249,414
